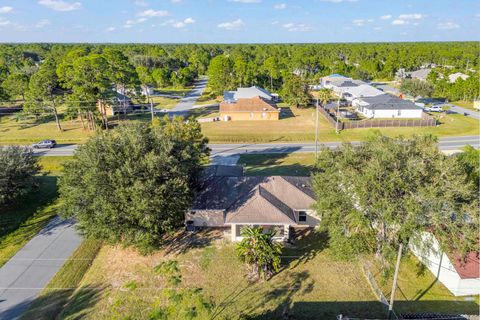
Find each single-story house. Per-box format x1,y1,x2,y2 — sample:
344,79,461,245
224,86,276,102
97,92,133,116
406,68,431,81
321,76,383,102
320,74,350,87
448,72,470,84
353,94,423,118
410,232,479,296
186,175,319,242
220,96,280,121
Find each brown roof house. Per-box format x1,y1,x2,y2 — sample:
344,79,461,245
186,174,319,242
220,86,280,121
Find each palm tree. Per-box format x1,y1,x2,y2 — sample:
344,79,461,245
236,226,282,280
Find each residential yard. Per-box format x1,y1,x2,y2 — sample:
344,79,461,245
195,86,220,106
200,106,480,143
372,255,479,314
451,100,477,111
0,106,478,145
239,153,315,176
149,95,181,110
0,156,68,267
26,231,479,319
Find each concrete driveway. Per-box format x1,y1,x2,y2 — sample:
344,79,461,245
0,217,82,320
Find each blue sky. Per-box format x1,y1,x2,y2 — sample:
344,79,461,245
0,0,478,43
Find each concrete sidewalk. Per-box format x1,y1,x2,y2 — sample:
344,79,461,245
0,217,82,320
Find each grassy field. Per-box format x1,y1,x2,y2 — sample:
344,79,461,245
0,156,69,267
150,95,181,110
34,230,478,319
239,153,315,176
0,106,478,144
195,86,220,106
372,255,479,314
451,100,477,111
21,239,103,320
200,106,480,143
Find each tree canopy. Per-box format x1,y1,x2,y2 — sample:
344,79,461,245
313,134,478,272
0,146,39,206
59,118,209,252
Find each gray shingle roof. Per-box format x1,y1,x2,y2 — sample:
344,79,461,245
192,176,315,224
358,94,423,110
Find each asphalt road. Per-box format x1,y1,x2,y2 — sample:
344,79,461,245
168,78,207,116
0,217,82,320
448,105,480,120
29,135,479,157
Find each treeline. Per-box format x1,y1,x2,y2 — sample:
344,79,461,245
0,42,477,115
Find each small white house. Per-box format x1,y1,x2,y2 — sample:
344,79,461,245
353,94,423,119
410,232,480,296
448,72,470,84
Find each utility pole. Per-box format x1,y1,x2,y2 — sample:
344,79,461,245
335,98,340,134
149,95,154,123
388,243,403,319
315,97,319,158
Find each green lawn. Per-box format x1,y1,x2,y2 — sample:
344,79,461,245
200,107,480,143
195,86,220,106
21,239,103,320
0,176,58,266
37,230,477,320
451,100,477,111
239,153,315,176
1,106,478,144
0,156,69,267
372,255,479,314
150,95,181,110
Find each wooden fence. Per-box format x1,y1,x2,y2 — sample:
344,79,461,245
318,107,437,131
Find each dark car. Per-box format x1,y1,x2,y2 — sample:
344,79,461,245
32,139,57,149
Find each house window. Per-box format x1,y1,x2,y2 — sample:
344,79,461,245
298,211,307,222
250,112,254,118
262,112,267,119
397,109,401,116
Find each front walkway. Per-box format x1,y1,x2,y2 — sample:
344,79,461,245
0,217,82,320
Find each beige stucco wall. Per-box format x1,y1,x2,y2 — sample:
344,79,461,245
186,210,225,227
221,111,279,121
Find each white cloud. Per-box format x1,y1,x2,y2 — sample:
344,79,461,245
283,22,312,32
124,17,148,28
373,27,382,30
38,0,81,12
392,13,424,26
380,15,391,20
229,0,261,2
398,13,423,20
137,9,169,17
171,0,182,2
352,19,365,26
0,17,12,27
392,19,406,25
168,17,195,28
105,26,116,32
0,6,13,14
437,21,459,30
274,3,286,9
218,19,245,30
35,19,51,28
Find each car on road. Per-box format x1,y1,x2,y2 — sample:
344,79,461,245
424,105,444,112
32,139,57,149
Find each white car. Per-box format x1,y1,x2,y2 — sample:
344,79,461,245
424,105,443,112
32,139,57,149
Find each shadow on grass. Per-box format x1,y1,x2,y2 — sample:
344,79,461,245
282,229,329,269
17,285,105,320
0,176,58,237
162,228,224,255
238,152,313,176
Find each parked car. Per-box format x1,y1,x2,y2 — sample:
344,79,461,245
32,139,56,149
424,105,443,112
